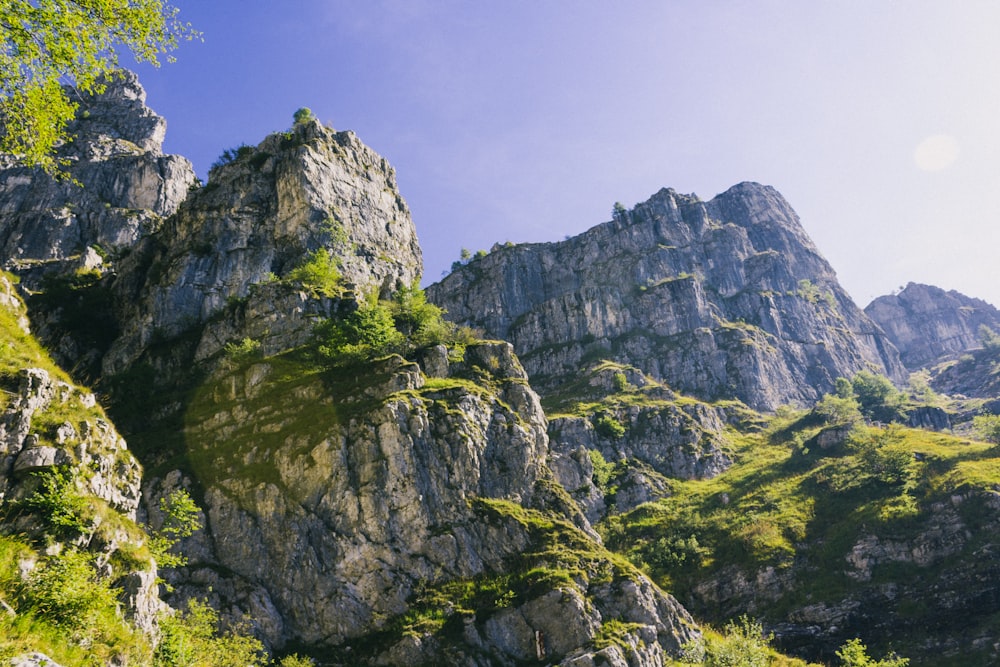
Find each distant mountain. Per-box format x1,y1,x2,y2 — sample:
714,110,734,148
865,282,1000,370
428,183,905,411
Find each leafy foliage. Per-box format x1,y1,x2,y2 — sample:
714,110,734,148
0,0,197,172
209,144,255,173
286,248,344,298
813,392,862,427
592,412,627,439
849,425,915,487
315,298,403,365
19,468,90,537
154,599,266,667
973,413,1000,445
979,324,1000,352
18,548,116,631
388,282,453,349
293,107,315,125
313,285,475,366
148,489,202,569
836,638,909,667
223,336,262,361
704,616,772,667
850,371,905,422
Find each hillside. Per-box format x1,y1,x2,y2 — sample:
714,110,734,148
1,70,1000,667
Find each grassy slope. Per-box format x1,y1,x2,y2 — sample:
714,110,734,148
601,409,1000,665
0,275,153,664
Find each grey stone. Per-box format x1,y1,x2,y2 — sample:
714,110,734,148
428,183,906,411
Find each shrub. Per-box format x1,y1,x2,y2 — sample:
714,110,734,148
814,392,862,427
389,283,453,349
973,414,1000,444
593,412,626,439
19,548,117,631
287,249,344,298
209,144,254,173
155,599,266,667
849,425,914,486
980,324,1000,351
836,638,909,666
315,299,403,365
588,449,615,491
851,371,905,422
224,337,262,361
20,468,90,537
149,489,202,569
293,107,315,125
704,616,771,667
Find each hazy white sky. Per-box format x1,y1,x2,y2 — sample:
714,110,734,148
135,1,1000,308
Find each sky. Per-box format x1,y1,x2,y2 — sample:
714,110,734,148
132,0,1000,308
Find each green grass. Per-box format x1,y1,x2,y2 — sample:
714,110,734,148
601,417,1000,664
0,534,153,666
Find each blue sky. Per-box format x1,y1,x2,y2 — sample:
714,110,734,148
134,1,1000,308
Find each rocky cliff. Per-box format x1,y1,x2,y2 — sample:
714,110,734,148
0,71,196,290
101,111,422,377
0,274,162,662
427,184,905,411
142,342,699,664
0,71,703,664
865,282,1000,370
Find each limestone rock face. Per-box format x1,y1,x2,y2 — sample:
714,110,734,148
0,283,140,515
0,70,196,288
151,343,698,660
428,183,905,410
865,282,1000,369
103,117,422,374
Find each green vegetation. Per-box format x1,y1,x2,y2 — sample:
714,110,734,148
210,144,255,173
0,533,153,664
603,408,999,663
223,336,262,361
849,370,906,422
836,638,909,667
154,599,266,667
0,0,197,173
795,279,836,308
672,615,818,666
18,468,90,538
593,411,627,439
973,413,1000,444
980,324,1000,352
286,248,344,298
148,489,201,569
293,107,316,125
313,285,476,366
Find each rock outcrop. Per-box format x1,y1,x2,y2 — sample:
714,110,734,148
148,342,699,662
428,183,905,411
0,70,196,289
865,282,1000,370
0,274,161,641
102,115,422,376
0,71,699,662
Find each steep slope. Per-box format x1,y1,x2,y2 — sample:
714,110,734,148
0,71,703,664
0,274,161,663
866,282,1000,370
427,183,905,411
602,414,1000,666
102,114,422,377
0,71,196,290
144,342,699,664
